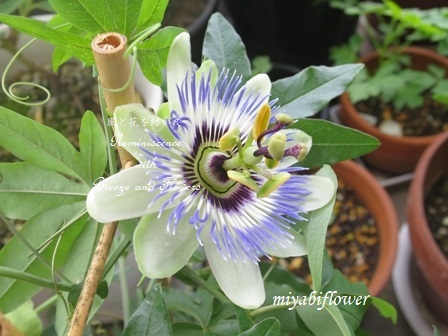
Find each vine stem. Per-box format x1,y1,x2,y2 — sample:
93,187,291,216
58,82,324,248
67,32,138,336
250,303,293,317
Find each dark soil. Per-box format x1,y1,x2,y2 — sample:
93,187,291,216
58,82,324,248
355,93,448,137
163,0,207,29
425,173,448,258
282,180,379,287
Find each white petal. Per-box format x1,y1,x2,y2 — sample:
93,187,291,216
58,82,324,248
202,235,265,309
87,165,174,223
113,104,173,162
167,32,191,113
265,228,307,258
134,211,199,278
302,175,335,212
238,73,271,103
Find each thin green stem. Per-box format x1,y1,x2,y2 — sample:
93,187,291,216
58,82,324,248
118,256,131,324
1,38,51,106
0,212,73,284
98,80,118,175
0,266,72,292
102,235,131,279
35,295,58,314
178,266,229,304
250,303,293,318
145,278,157,296
30,208,88,256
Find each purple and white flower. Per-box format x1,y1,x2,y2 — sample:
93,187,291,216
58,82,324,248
87,32,334,309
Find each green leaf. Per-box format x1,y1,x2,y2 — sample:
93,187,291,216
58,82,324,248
0,0,23,14
271,64,364,118
259,262,311,294
164,286,211,326
238,317,281,336
123,283,172,336
4,300,42,336
138,26,185,85
233,305,254,332
296,303,353,336
172,323,203,336
0,163,87,220
209,320,240,336
47,0,107,34
322,269,370,332
295,119,380,168
0,14,93,64
301,165,337,292
324,304,353,336
257,282,305,335
0,106,85,183
48,0,167,38
203,13,252,79
135,0,169,37
0,202,87,313
369,297,397,324
78,111,107,185
54,219,104,335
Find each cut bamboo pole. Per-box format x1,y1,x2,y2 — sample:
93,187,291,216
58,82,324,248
67,32,138,336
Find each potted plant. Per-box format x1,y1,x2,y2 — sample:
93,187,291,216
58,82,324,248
407,131,448,325
0,2,396,334
285,160,399,297
332,160,398,296
331,0,448,174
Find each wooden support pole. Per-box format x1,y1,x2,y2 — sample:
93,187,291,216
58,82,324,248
67,32,138,336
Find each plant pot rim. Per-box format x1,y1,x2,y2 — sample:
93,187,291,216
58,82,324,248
333,160,399,296
407,131,448,271
340,46,448,144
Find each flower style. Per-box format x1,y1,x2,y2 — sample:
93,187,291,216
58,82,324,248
87,32,335,309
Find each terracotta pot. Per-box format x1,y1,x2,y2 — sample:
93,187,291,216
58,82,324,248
0,315,25,336
407,131,448,324
339,46,448,174
332,160,399,295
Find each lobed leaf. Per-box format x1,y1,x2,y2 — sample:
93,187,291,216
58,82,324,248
0,14,93,64
0,106,86,183
138,26,185,85
0,202,88,313
0,163,87,220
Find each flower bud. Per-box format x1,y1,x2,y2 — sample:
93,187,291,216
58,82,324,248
275,113,293,126
267,133,286,161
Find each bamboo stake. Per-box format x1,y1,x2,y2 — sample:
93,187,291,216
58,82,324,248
67,33,138,336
